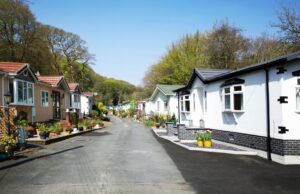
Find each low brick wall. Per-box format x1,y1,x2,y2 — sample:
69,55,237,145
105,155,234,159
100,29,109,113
211,128,300,156
177,125,300,156
178,125,203,140
166,122,178,136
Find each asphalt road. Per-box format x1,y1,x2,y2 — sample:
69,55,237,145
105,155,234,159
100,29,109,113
1,117,300,194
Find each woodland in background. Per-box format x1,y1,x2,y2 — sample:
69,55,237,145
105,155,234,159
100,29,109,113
0,0,299,103
143,6,300,97
0,0,135,105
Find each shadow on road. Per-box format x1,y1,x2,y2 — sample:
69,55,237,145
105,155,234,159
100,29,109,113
0,146,83,171
151,130,300,194
82,131,111,137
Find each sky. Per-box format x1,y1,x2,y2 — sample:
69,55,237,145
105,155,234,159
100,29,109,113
29,0,299,86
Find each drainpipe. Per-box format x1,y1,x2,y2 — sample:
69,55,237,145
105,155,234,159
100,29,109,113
265,69,272,161
177,92,180,123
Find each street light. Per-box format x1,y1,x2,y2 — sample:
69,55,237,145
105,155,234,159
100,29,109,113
4,92,12,135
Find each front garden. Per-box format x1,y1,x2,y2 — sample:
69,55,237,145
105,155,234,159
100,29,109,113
0,102,111,161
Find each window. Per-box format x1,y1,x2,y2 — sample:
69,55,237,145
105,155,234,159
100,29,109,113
157,101,160,111
164,101,168,111
74,94,80,108
180,95,190,112
41,91,49,107
204,91,207,112
193,93,196,112
16,80,34,105
296,78,300,111
222,85,244,112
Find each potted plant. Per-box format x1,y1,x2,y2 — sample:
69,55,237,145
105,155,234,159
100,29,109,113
82,119,89,131
202,130,212,148
26,125,35,138
0,135,17,160
49,123,61,137
36,123,47,140
155,122,160,129
195,131,204,147
65,128,73,135
78,122,84,132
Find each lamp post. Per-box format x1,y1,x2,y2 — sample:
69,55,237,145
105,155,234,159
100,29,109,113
4,92,12,136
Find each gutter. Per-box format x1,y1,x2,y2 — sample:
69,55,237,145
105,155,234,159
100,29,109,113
265,68,272,161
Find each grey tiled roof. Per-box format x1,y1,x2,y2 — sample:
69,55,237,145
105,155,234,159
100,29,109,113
195,68,231,80
157,84,185,95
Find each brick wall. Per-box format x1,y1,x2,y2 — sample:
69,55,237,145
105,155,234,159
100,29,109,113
177,125,300,156
166,122,178,136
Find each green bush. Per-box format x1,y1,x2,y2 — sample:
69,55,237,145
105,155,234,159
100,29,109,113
143,118,154,127
91,110,99,118
102,116,111,122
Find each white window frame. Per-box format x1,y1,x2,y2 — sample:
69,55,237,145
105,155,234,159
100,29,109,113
222,84,244,112
41,90,49,107
296,78,300,112
180,95,190,112
193,93,196,112
14,79,34,106
73,94,81,109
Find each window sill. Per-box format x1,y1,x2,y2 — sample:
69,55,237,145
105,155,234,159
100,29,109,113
181,111,191,114
222,110,244,113
10,103,34,107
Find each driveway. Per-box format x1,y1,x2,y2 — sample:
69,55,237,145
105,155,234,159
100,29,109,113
0,117,194,194
1,117,300,194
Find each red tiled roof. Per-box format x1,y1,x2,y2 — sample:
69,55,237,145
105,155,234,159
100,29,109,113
83,92,95,97
68,83,79,91
0,62,28,74
37,76,63,86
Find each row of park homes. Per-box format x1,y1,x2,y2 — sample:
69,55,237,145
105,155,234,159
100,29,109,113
0,62,96,125
137,51,300,165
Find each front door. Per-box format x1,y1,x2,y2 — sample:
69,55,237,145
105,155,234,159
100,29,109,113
52,91,61,120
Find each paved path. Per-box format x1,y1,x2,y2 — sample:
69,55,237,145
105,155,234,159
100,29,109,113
0,117,194,194
1,117,300,194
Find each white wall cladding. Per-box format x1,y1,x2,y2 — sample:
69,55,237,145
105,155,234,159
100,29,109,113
280,61,300,140
182,61,300,141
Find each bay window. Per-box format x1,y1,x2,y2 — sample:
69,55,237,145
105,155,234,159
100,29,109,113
222,85,244,112
16,80,34,105
180,95,190,112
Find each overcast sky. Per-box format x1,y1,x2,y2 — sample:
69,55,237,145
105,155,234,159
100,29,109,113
29,0,299,86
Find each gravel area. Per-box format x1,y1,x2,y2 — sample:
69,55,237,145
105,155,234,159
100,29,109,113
182,142,243,151
157,132,167,136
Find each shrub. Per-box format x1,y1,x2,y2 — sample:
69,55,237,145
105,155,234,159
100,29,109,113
102,116,111,122
36,123,47,134
91,110,99,118
143,118,154,127
0,135,17,152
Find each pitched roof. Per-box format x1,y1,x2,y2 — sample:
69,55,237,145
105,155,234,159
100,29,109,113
174,51,300,93
68,83,80,92
0,62,28,74
195,69,231,80
150,84,184,101
157,84,184,95
204,51,300,82
83,92,96,97
37,76,63,86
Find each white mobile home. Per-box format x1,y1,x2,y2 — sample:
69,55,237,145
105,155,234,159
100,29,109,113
175,51,300,164
149,84,184,118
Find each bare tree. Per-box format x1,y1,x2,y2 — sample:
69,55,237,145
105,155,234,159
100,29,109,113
273,6,300,50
